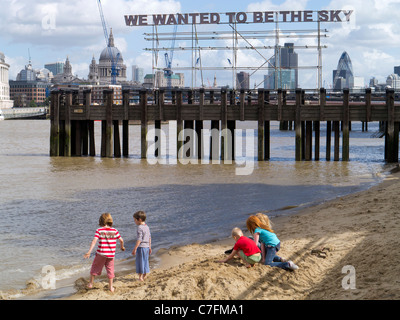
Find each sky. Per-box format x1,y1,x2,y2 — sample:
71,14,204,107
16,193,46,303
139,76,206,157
0,0,399,89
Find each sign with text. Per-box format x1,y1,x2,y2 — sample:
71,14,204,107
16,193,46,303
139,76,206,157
125,10,353,26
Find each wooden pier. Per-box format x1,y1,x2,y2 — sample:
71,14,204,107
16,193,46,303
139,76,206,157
49,88,400,163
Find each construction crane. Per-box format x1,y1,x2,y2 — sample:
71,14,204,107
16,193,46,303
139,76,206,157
164,24,177,89
97,0,120,85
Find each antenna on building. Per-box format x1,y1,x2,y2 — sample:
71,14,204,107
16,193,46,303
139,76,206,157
28,48,32,65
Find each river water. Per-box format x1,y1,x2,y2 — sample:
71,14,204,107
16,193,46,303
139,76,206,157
0,119,391,299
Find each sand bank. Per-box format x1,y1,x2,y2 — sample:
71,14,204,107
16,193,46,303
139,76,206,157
69,170,400,300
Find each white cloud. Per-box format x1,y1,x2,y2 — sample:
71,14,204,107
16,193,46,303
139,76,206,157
0,0,181,79
247,0,309,12
0,0,181,47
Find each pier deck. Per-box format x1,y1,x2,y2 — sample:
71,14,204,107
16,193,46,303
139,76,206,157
49,88,400,163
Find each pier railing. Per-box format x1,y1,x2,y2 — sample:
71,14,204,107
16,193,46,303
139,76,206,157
49,88,399,163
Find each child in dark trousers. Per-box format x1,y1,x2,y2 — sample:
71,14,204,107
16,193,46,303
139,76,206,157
132,211,152,281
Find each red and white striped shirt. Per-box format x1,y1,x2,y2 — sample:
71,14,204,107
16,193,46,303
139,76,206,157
94,227,121,258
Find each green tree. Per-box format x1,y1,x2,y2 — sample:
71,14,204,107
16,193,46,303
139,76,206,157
29,99,38,108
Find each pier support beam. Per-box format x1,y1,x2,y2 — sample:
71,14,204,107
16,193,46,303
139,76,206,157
342,89,350,161
220,89,230,161
122,89,130,157
140,90,148,159
334,121,340,161
386,88,398,163
50,90,61,157
258,89,265,161
197,88,205,160
106,89,114,158
176,90,183,159
64,91,72,157
295,89,302,161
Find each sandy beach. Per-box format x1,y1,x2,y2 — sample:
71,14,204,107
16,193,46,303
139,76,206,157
69,169,400,300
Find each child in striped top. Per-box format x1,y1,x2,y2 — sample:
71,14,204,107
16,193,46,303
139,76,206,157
84,213,125,292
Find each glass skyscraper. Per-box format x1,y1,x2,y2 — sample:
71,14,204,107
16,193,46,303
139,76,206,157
44,62,64,76
332,51,354,90
265,43,298,90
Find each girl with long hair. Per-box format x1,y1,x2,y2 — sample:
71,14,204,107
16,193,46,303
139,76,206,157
246,214,298,271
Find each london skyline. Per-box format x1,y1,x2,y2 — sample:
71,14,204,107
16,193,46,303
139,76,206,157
0,0,399,89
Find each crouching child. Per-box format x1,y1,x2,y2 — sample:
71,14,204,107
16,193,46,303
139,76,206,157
218,227,261,268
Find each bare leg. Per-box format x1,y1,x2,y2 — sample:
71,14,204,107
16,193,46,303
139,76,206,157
87,275,95,288
109,278,114,292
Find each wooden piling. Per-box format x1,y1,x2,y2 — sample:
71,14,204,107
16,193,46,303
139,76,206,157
184,90,195,159
365,88,371,132
114,120,121,158
305,121,312,161
258,89,265,161
264,90,270,160
210,90,220,162
342,89,350,161
197,88,205,160
184,118,194,159
326,121,331,161
50,90,61,157
81,89,91,156
105,89,114,158
240,89,245,121
220,88,229,161
317,88,326,161
227,90,235,161
74,120,82,157
386,89,398,163
154,90,163,158
122,89,130,157
176,90,183,159
140,89,148,159
334,121,340,161
64,91,72,157
295,89,302,161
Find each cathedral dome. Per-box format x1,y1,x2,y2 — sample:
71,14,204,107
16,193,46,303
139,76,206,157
99,46,123,62
99,28,123,63
93,28,127,84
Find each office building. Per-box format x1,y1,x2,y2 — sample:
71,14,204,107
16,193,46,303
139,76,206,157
9,80,52,106
265,43,298,90
0,51,13,109
236,72,250,90
143,71,184,88
333,51,354,90
386,74,400,90
394,66,400,77
132,65,144,83
45,62,64,76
